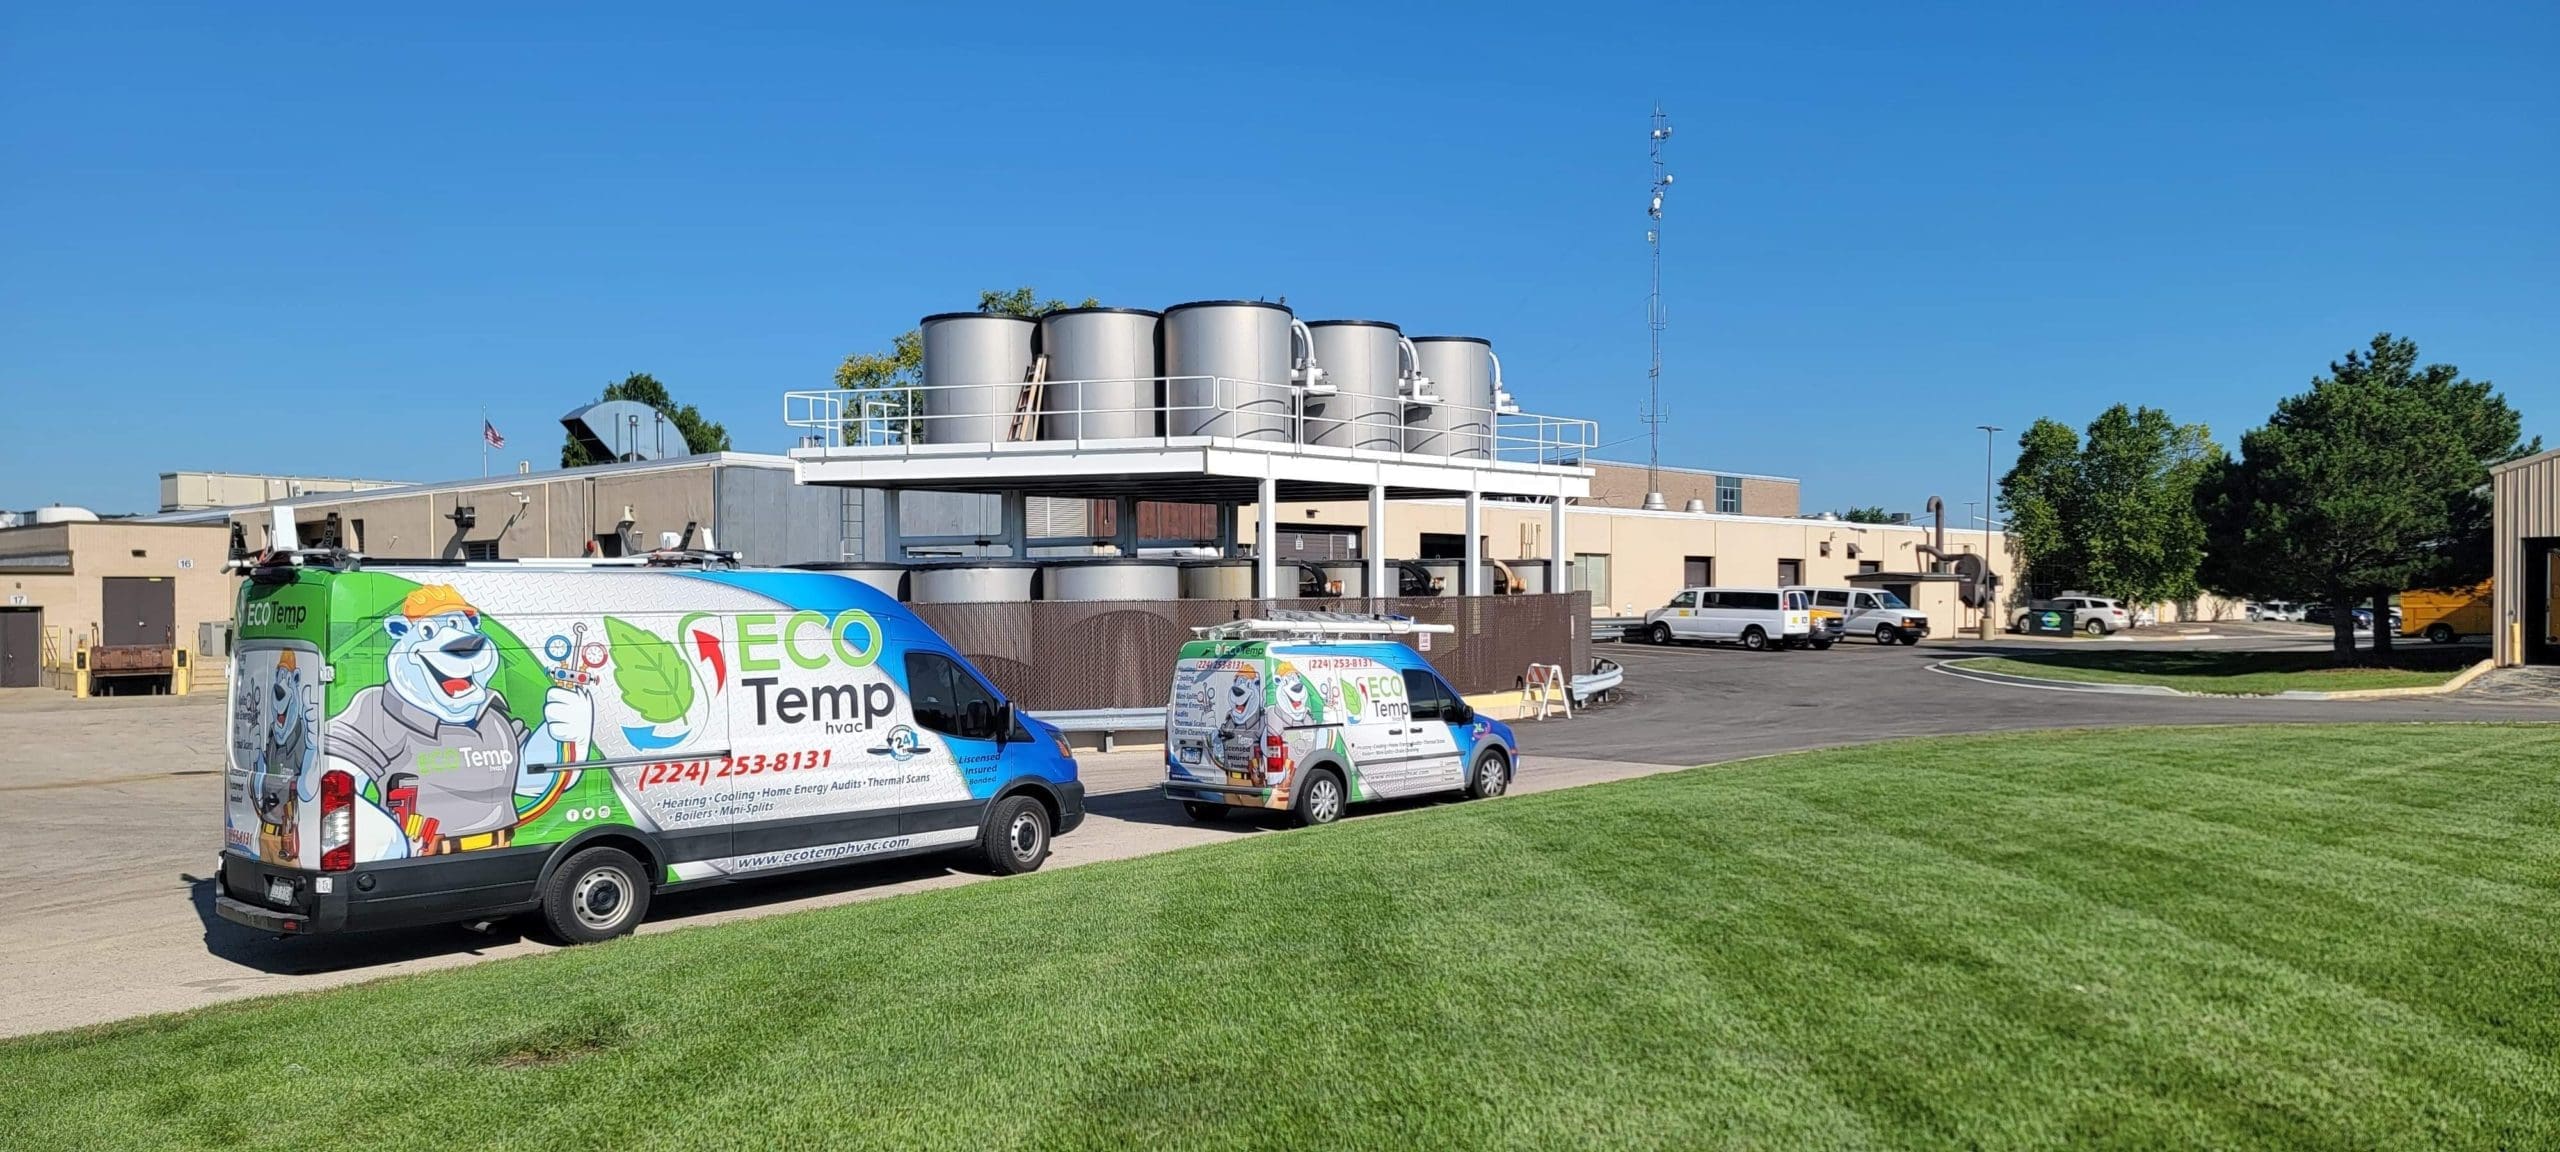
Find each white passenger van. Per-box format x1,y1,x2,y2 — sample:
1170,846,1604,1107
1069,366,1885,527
1800,586,1933,645
1643,587,1813,651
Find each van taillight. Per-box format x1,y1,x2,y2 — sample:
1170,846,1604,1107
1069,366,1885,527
319,769,355,872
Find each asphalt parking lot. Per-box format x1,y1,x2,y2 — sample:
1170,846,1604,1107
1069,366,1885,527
3,629,2550,1037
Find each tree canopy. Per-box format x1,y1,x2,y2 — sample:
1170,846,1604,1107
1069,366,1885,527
834,287,1099,440
1998,406,2219,606
560,373,731,468
2196,333,2533,655
1836,506,1897,524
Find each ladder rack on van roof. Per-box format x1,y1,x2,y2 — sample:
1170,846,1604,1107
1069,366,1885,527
1195,612,1455,641
229,548,744,576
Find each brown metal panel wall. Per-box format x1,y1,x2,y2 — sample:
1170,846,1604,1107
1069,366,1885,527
2493,454,2560,666
910,593,1585,711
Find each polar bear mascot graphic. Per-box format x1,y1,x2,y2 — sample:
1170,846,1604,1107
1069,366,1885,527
1214,666,1266,780
248,650,317,862
322,585,594,859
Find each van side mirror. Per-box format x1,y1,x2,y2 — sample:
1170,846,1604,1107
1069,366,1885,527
1448,702,1474,725
995,701,1018,744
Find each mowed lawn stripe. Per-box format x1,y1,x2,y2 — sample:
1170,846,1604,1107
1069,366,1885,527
1765,735,2560,1058
3,725,2556,1150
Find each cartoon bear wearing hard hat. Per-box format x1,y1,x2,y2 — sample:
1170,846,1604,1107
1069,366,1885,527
325,585,592,856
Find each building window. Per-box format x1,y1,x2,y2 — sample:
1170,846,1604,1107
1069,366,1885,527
1571,552,1612,610
1716,475,1742,514
1857,560,1881,575
1683,555,1713,587
349,519,365,552
461,540,500,562
1777,558,1803,586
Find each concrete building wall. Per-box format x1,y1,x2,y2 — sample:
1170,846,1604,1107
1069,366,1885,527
0,521,236,662
1581,461,1800,517
1248,500,2016,638
159,471,407,513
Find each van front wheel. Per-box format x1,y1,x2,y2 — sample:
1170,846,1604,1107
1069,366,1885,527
541,846,651,945
981,794,1051,876
1468,750,1510,799
1649,622,1673,646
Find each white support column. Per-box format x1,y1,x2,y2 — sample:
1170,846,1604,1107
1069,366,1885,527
1463,481,1484,596
882,489,904,561
1366,484,1387,607
1551,478,1569,598
1256,476,1278,602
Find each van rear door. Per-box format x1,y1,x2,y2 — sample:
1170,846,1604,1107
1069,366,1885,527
225,642,326,869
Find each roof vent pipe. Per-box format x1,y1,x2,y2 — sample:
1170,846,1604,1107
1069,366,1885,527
1398,335,1439,404
1289,320,1333,393
1490,351,1519,415
1682,497,1707,513
1641,492,1669,511
1913,495,1951,572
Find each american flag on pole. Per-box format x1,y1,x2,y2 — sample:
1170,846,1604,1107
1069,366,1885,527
483,419,506,449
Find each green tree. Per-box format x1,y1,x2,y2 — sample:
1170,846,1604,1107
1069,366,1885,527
834,287,1098,442
560,373,731,467
2195,334,2533,659
1837,506,1896,524
1998,409,2218,607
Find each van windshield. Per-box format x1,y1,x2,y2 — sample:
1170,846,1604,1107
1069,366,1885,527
1872,591,1909,609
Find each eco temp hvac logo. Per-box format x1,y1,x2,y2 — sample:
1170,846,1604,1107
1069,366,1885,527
588,608,900,751
871,725,927,762
415,746,517,775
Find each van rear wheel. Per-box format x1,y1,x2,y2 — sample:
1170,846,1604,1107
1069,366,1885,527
540,846,651,945
1741,626,1768,651
1181,800,1228,822
980,794,1051,876
1293,768,1345,827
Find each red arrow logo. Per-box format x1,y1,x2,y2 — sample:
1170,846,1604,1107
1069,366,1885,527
692,628,727,692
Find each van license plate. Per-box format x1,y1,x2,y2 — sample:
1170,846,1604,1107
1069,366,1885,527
266,877,295,906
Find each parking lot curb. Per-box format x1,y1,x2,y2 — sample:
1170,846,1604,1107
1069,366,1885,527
1935,657,2493,700
1928,661,2184,696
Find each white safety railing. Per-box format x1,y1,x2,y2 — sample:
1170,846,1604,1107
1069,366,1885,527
783,376,1599,466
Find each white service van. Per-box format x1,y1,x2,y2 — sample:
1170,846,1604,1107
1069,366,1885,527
1643,587,1813,651
1800,586,1933,645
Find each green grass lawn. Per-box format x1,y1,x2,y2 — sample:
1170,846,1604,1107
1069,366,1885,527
7,725,2558,1150
1955,647,2479,695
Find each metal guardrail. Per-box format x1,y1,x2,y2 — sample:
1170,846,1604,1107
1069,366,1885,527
1570,659,1624,706
783,377,1599,466
1592,616,1643,642
1033,707,1164,753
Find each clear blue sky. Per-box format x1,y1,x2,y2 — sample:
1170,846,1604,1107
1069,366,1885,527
4,1,2552,518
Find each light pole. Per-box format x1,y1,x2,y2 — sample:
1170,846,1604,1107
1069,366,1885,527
1977,424,2002,639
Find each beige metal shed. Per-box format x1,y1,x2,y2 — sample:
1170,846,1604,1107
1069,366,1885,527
2489,447,2560,666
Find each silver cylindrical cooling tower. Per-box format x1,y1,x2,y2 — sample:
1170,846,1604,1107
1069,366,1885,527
1303,320,1405,451
919,313,1037,444
1037,307,1161,440
1180,559,1258,599
1404,336,1495,459
1041,558,1183,602
1162,300,1294,441
908,562,1038,604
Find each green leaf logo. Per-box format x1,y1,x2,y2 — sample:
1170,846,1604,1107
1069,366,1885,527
603,615,692,725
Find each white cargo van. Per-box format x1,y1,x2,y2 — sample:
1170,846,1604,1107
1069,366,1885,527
1643,587,1812,651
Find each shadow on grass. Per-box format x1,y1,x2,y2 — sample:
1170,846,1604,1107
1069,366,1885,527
1983,647,2478,678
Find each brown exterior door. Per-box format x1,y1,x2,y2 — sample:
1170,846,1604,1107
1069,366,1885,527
0,610,38,687
100,577,175,647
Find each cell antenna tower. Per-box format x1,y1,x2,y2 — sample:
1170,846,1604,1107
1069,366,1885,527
1641,104,1674,511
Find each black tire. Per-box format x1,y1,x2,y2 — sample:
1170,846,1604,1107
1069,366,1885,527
1467,750,1510,799
1649,622,1673,646
1293,767,1346,828
539,846,651,945
2084,619,2106,637
2426,623,2456,644
1741,626,1768,651
1811,639,1834,651
980,794,1051,875
1181,800,1228,822
1875,625,1898,645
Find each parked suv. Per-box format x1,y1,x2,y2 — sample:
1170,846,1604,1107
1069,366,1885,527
2012,594,2132,637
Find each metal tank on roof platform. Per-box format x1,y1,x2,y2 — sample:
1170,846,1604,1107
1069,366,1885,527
1037,307,1161,440
1405,336,1494,459
1162,300,1294,441
1302,320,1406,452
919,312,1036,444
